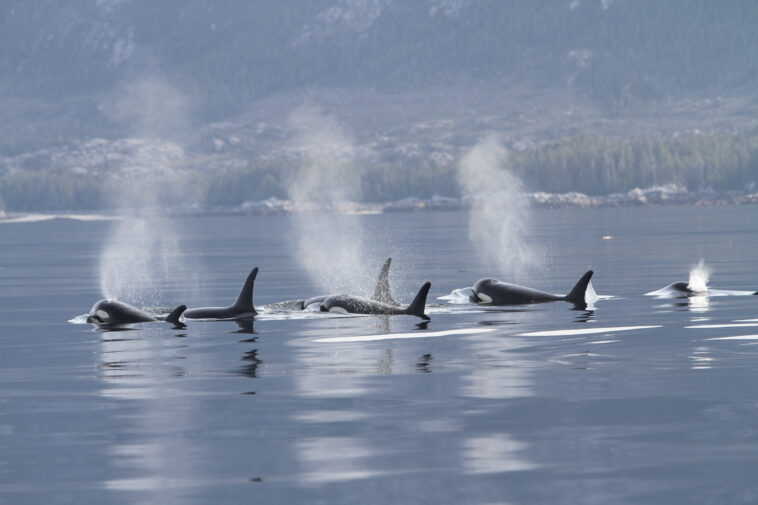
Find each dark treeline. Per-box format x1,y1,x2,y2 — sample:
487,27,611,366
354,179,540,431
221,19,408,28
361,134,758,199
1,135,757,212
512,134,758,195
0,171,104,212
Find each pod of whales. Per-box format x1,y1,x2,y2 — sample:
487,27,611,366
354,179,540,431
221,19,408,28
471,270,594,308
81,259,757,330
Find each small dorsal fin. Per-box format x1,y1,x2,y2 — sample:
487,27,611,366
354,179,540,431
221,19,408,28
165,305,187,327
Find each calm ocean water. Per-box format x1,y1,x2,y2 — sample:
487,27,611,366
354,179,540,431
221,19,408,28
2,206,758,505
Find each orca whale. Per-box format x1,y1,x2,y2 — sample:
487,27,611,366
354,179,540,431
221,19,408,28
295,258,398,310
320,281,431,320
183,267,258,320
87,299,186,328
471,270,594,308
658,281,704,296
648,281,757,297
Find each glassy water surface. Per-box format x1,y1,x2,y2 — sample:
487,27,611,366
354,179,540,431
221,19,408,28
2,207,758,504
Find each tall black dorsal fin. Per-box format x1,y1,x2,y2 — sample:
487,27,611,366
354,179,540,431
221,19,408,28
565,270,594,306
405,282,431,320
371,258,396,305
232,267,259,315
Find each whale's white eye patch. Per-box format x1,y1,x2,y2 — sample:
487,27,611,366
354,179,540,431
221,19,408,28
329,306,348,314
95,310,110,321
476,292,492,303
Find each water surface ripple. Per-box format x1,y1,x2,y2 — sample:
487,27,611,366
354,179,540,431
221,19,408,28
1,207,758,504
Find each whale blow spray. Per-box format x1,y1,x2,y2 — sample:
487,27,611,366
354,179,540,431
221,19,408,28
687,259,710,293
98,75,199,305
98,178,188,305
458,137,536,280
286,105,370,294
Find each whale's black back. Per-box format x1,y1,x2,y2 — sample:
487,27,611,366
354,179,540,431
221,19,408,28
184,267,259,320
473,279,563,305
87,299,157,326
473,270,593,307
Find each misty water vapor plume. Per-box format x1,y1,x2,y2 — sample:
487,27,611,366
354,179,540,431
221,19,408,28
458,137,537,280
286,105,370,294
98,177,193,305
98,75,199,306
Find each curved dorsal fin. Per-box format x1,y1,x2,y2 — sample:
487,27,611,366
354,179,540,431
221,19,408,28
405,282,431,320
565,270,594,307
165,304,187,327
232,267,259,315
371,258,396,305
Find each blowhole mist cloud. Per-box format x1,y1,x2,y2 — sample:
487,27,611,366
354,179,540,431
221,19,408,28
99,215,185,305
458,136,536,279
98,75,199,305
286,105,370,294
688,259,710,293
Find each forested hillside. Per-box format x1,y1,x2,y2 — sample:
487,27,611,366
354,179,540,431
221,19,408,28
2,134,756,211
1,0,757,211
2,0,756,109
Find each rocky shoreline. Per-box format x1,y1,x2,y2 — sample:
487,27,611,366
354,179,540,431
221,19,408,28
193,184,758,216
2,185,756,221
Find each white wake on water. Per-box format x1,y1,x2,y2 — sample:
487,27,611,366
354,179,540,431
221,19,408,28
314,327,496,343
437,287,476,304
517,326,661,337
